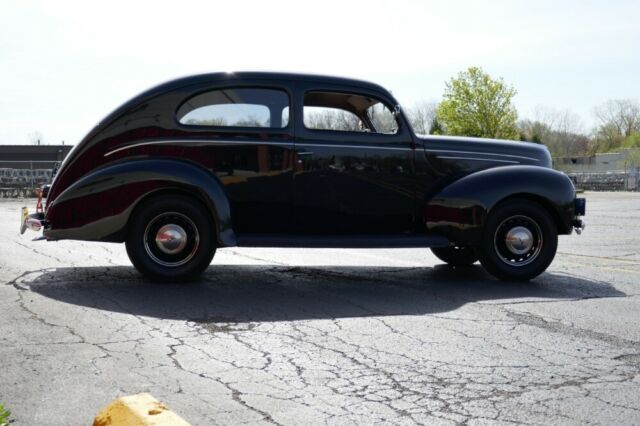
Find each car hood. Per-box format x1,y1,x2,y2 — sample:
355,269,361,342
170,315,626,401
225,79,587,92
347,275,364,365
420,135,552,168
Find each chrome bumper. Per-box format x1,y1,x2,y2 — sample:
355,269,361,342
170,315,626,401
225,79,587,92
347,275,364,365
572,197,586,234
20,207,46,235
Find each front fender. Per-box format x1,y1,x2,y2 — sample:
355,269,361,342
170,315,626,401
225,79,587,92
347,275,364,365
425,165,576,245
44,158,236,246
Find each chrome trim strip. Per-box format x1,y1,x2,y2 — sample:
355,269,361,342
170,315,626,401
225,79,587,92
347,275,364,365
104,139,413,157
104,139,294,157
295,143,412,152
436,155,520,164
428,149,539,162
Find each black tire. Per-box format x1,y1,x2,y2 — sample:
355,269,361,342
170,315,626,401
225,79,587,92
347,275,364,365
478,199,557,281
431,246,478,266
125,194,216,282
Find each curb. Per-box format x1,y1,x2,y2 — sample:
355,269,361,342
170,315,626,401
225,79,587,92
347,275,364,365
93,393,191,426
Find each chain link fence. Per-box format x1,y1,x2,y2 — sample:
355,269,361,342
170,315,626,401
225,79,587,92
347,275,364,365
0,162,57,198
567,171,639,191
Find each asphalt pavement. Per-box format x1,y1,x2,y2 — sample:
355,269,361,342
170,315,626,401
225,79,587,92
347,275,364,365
1,192,639,425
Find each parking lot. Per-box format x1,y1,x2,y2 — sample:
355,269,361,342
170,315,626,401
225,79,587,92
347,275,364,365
1,191,639,425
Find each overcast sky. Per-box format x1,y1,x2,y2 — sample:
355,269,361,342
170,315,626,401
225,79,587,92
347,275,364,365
1,0,639,145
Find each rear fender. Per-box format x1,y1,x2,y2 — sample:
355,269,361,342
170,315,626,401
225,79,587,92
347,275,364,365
44,159,236,246
425,165,576,245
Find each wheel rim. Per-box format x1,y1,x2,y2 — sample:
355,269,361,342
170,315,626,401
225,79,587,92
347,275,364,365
143,212,199,267
493,215,542,267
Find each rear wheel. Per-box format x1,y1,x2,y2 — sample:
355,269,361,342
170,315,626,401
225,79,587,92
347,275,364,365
478,199,557,281
125,194,216,282
431,246,478,266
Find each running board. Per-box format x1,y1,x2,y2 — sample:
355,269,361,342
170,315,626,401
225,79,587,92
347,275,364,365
235,234,450,248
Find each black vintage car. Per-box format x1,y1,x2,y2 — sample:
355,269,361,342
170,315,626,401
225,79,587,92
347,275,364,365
21,72,585,281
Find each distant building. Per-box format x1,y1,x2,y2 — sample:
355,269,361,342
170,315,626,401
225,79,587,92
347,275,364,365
554,149,639,173
0,144,73,190
554,148,640,191
0,144,72,169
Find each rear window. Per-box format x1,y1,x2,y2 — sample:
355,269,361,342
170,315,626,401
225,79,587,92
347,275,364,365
177,88,289,128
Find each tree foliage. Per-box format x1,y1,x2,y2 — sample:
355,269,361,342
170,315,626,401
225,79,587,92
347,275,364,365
519,107,589,156
590,99,640,153
593,99,640,138
436,67,519,140
622,132,640,148
429,117,444,135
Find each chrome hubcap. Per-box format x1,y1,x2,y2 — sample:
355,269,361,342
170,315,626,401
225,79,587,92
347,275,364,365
504,226,533,255
494,215,542,267
143,212,199,267
155,224,187,254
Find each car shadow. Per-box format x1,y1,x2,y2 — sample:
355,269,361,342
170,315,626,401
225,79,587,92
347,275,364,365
12,264,625,325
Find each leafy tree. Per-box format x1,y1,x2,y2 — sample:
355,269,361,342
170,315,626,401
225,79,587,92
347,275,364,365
593,99,640,138
592,122,625,153
622,132,640,148
436,67,519,140
518,119,550,145
589,99,640,153
429,116,444,135
518,106,593,156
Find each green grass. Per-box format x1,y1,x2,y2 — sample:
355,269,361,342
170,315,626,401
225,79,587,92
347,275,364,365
0,403,11,426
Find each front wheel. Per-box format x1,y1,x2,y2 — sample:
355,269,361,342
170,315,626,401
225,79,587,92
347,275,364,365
126,194,216,282
478,199,557,281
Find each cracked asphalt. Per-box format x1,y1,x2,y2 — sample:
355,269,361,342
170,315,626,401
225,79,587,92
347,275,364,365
1,191,640,425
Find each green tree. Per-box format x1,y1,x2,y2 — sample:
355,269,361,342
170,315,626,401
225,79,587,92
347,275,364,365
622,132,640,148
436,67,519,140
429,116,444,135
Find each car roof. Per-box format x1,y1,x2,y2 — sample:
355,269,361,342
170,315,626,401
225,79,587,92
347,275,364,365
81,72,399,149
154,71,391,94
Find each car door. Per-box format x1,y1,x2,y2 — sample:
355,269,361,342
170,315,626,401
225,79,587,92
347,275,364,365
292,85,417,235
176,83,295,234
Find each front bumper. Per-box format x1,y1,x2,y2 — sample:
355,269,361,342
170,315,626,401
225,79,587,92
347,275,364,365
572,197,586,234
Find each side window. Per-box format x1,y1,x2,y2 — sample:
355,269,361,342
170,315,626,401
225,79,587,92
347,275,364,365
366,103,398,135
304,106,363,132
177,88,289,128
303,91,398,134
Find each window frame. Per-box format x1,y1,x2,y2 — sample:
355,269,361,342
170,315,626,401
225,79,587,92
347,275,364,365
296,86,409,143
175,85,292,132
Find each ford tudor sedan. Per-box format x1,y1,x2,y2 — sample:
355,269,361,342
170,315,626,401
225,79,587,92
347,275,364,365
21,72,585,281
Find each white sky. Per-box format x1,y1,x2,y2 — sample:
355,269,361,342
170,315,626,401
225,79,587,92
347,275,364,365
1,0,639,145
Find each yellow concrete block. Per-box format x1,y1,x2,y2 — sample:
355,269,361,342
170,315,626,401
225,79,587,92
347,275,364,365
93,393,191,426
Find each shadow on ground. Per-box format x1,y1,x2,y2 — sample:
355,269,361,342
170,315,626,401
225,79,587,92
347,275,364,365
10,264,625,323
